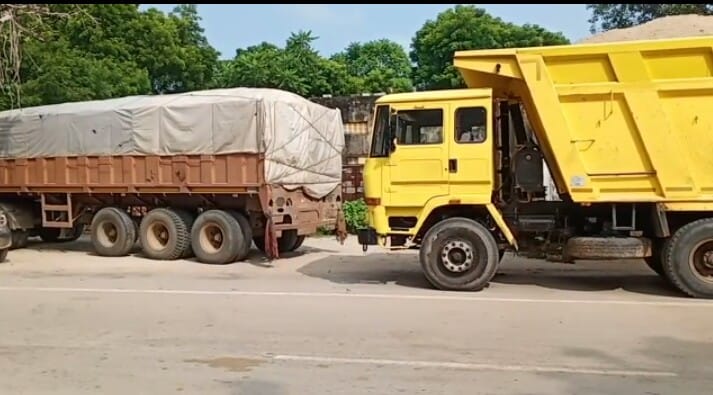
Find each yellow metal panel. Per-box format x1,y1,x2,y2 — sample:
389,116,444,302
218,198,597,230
453,36,713,206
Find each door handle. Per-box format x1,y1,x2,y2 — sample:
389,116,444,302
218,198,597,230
449,159,458,173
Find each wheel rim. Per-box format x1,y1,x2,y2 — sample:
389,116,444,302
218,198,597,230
440,239,475,273
97,220,119,248
689,239,713,283
147,221,170,251
199,222,224,254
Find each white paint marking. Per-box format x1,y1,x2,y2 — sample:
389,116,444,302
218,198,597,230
270,354,677,377
0,285,710,307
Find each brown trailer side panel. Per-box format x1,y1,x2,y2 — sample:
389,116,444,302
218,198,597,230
0,154,262,194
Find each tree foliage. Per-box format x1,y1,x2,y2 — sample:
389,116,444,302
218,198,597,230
410,5,569,90
1,4,219,110
331,39,413,94
587,4,713,33
0,4,583,110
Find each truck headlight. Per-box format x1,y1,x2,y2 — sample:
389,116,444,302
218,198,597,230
0,212,7,228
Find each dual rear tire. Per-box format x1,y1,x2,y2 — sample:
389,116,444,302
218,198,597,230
90,207,255,265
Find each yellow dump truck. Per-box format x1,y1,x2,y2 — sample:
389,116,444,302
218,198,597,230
358,36,713,298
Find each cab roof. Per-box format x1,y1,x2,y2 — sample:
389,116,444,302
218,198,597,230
375,88,492,104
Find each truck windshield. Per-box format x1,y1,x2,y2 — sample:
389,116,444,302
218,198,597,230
369,104,391,158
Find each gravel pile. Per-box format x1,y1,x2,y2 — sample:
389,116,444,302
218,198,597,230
579,14,713,43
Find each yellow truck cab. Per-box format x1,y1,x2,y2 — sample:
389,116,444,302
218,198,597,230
359,36,713,298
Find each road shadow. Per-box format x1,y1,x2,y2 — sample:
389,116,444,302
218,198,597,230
493,255,684,298
299,252,686,297
298,252,433,289
20,236,336,267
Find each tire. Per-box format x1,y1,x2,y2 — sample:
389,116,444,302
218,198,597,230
419,217,500,292
64,224,86,242
662,218,713,298
10,230,29,250
293,235,306,251
227,210,253,261
253,230,303,254
191,210,245,265
645,238,668,278
278,229,299,252
90,207,137,257
39,227,62,243
139,208,193,261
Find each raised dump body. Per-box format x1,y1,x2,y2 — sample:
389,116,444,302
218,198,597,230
453,36,713,207
360,37,713,299
0,87,346,264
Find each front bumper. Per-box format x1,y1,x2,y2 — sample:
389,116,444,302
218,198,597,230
0,225,11,250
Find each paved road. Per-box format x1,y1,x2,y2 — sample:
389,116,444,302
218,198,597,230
0,235,711,394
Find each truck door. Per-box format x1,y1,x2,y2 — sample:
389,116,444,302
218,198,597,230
447,100,494,200
386,104,449,207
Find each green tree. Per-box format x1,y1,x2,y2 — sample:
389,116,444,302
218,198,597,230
410,5,569,90
332,39,413,94
69,4,219,94
587,4,713,33
224,30,350,97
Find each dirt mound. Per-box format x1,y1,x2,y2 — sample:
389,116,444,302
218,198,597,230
579,14,713,44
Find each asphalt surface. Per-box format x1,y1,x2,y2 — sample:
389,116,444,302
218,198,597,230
0,235,711,394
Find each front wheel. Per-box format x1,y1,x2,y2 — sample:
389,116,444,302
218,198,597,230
419,217,500,292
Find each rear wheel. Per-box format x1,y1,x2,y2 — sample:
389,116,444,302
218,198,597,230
139,208,193,260
90,207,137,257
227,210,253,261
419,217,500,292
663,218,713,298
191,210,245,265
253,229,304,254
63,224,86,242
39,227,62,243
10,230,29,249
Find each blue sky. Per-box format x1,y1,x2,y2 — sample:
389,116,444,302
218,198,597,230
140,4,593,59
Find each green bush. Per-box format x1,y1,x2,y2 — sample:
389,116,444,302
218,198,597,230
343,198,368,234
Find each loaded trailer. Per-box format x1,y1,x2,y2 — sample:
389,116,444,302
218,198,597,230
359,36,713,298
0,87,346,264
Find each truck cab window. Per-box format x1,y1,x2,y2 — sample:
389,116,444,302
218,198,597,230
394,109,443,145
455,107,487,144
369,105,391,158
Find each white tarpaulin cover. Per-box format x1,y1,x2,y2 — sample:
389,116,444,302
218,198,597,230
0,88,345,199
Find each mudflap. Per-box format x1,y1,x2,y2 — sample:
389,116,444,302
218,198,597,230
357,227,378,252
336,208,348,245
264,216,280,260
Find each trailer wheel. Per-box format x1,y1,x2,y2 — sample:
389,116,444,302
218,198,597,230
63,224,86,242
139,208,193,261
10,230,29,249
663,218,713,298
90,207,136,257
419,217,500,292
39,227,62,243
253,230,303,254
227,210,253,261
191,210,245,265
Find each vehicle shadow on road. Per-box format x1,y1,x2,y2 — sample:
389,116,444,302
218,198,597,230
298,252,433,289
492,255,683,298
20,238,338,268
